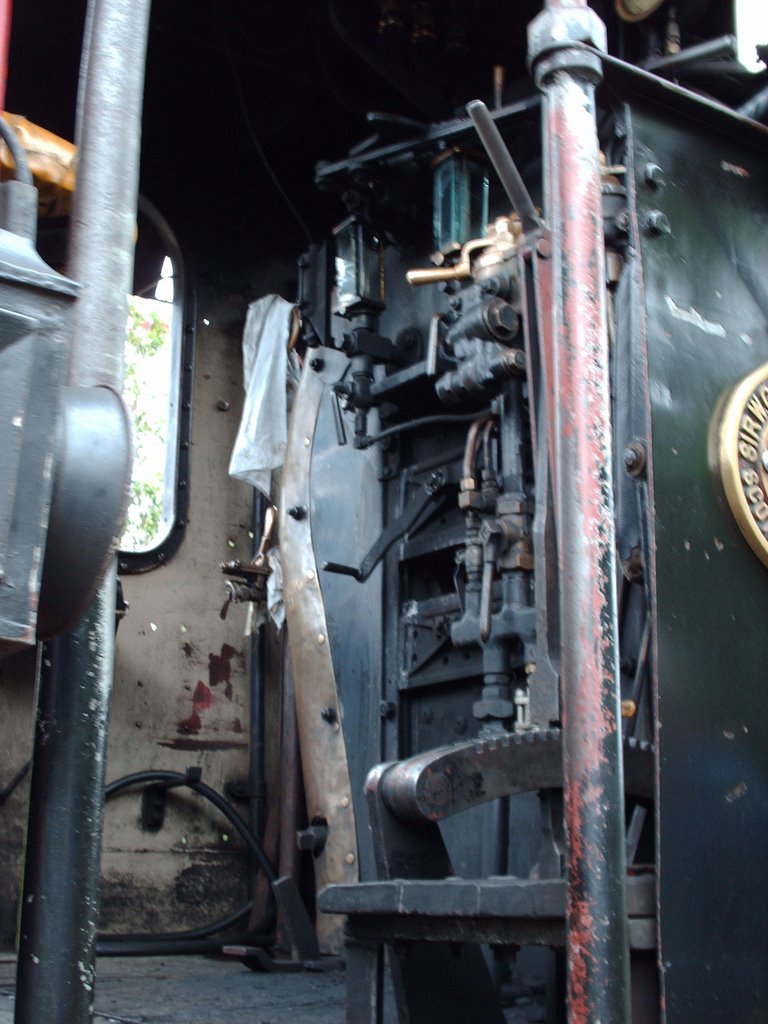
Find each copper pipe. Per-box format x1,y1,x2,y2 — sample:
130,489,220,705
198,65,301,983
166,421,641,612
462,416,492,480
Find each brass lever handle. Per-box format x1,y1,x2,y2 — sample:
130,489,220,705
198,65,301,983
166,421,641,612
406,237,491,286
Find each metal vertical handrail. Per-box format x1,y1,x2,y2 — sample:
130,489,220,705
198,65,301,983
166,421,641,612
14,2,152,1022
529,2,631,1022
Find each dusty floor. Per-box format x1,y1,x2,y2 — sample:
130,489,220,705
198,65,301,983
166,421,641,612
0,952,541,1023
0,955,349,1024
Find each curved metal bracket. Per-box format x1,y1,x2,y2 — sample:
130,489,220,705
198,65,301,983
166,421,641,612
38,385,132,638
379,731,652,823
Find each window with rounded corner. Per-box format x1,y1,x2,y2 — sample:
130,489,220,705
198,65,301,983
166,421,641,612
118,198,193,573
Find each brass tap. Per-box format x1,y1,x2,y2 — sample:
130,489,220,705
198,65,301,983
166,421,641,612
406,237,492,286
406,215,523,286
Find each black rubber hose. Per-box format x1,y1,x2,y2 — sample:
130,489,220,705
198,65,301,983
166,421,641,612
360,408,493,448
0,116,34,185
100,900,254,943
103,769,277,884
98,770,279,956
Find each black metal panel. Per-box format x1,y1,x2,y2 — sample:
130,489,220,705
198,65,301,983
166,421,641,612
310,346,385,882
629,104,768,1021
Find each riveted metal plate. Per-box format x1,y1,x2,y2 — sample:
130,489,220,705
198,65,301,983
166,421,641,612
280,357,358,953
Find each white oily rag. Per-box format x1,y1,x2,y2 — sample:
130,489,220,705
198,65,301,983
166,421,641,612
228,294,300,498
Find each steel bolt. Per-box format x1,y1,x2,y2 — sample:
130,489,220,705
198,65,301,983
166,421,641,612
623,442,646,478
425,470,444,495
536,236,552,260
645,210,671,237
644,163,664,189
379,700,396,720
216,399,230,411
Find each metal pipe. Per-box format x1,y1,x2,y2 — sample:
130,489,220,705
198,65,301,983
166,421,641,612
14,2,151,1023
15,576,117,1023
278,641,303,886
0,0,11,110
67,0,151,390
249,492,268,844
529,3,630,1023
643,34,736,75
462,415,492,479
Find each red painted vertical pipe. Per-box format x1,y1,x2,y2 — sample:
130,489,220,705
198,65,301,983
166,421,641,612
529,2,630,1023
0,0,12,110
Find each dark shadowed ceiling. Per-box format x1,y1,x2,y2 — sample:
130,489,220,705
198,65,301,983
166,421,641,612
4,0,746,272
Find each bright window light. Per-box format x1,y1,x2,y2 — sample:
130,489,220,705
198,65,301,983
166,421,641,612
736,0,768,74
154,255,174,303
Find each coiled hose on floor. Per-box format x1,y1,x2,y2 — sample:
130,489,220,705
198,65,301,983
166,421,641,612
97,768,277,956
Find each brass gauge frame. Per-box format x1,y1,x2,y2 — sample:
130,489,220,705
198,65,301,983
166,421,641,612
717,360,768,570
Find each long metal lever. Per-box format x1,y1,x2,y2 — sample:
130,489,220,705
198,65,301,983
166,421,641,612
324,472,450,583
466,100,542,237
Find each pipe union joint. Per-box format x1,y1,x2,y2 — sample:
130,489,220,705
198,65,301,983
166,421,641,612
528,5,607,84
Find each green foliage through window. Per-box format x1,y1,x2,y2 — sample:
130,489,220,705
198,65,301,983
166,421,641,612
120,296,174,552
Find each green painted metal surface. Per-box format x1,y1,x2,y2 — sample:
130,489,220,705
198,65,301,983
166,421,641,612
630,103,768,1021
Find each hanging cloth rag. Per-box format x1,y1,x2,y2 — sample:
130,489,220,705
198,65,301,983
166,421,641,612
229,294,300,498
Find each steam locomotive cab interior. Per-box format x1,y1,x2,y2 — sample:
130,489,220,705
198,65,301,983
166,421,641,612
0,2,767,1023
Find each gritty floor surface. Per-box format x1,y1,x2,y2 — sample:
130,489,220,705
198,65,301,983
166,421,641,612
0,955,349,1024
0,953,539,1023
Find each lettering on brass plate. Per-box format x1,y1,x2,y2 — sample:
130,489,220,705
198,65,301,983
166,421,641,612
719,363,768,567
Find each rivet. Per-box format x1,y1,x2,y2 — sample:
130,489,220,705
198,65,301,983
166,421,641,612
305,569,315,581
317,633,325,645
644,163,664,189
304,436,311,447
341,796,350,808
345,852,356,865
645,210,671,237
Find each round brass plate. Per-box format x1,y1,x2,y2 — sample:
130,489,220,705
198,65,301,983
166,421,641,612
615,0,665,22
718,361,768,570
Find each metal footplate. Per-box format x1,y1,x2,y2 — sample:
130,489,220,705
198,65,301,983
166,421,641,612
319,874,655,950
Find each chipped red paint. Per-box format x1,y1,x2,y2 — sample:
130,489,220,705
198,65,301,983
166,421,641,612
208,643,239,700
538,8,630,1022
178,680,213,734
